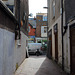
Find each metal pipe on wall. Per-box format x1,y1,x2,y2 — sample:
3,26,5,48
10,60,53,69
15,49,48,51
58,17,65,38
61,0,64,70
18,0,21,39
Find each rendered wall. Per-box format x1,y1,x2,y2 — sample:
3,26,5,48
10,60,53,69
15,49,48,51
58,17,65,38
48,16,62,65
0,1,28,75
0,28,15,75
0,28,28,75
14,31,28,70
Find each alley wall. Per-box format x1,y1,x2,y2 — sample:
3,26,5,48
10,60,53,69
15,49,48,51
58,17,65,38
0,1,28,75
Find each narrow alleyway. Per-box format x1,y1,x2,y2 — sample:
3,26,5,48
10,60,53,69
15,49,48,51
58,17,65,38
15,55,67,75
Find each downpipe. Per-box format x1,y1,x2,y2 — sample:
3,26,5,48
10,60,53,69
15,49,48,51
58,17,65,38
61,0,64,70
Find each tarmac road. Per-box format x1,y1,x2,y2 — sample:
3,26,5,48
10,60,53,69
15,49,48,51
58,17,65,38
15,55,67,75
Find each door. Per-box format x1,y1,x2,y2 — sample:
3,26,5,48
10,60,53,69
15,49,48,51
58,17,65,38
70,25,75,75
47,30,52,59
55,32,58,61
49,35,52,57
54,24,58,62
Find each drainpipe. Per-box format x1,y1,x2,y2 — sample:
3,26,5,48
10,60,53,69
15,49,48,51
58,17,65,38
18,0,21,39
61,0,64,70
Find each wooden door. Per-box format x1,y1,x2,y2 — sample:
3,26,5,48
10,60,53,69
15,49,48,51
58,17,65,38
49,35,52,57
55,32,58,61
70,25,75,75
54,24,58,62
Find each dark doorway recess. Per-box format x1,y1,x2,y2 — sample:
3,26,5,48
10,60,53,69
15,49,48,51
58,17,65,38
54,24,58,62
49,30,52,57
70,24,75,75
47,29,52,59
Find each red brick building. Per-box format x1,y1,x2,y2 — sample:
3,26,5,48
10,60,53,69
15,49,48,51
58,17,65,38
28,18,36,43
35,13,47,43
28,23,36,43
28,23,36,36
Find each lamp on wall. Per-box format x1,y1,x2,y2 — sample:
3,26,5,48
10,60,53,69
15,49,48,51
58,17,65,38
43,7,48,9
28,13,33,17
54,24,58,34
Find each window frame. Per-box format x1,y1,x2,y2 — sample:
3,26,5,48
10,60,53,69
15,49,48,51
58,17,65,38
52,0,55,18
44,27,47,33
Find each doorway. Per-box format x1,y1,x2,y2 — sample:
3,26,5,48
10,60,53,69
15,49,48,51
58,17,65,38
54,24,58,62
49,32,52,57
47,30,52,59
70,24,75,75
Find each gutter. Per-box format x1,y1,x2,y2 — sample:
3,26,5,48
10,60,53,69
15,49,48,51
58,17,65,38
61,0,64,70
0,1,18,24
0,1,20,40
18,0,21,39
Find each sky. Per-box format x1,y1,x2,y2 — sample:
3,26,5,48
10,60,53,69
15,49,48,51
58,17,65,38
29,0,47,18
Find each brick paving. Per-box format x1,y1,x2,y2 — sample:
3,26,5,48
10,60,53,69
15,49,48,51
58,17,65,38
15,55,67,75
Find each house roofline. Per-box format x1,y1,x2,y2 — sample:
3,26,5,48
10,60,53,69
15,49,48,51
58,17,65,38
0,1,18,24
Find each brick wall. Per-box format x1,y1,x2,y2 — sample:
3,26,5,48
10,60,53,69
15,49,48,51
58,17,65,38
36,14,47,37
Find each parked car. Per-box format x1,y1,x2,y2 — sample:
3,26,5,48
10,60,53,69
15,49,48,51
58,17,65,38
28,43,43,54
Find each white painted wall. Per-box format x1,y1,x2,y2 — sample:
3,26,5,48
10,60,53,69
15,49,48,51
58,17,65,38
0,28,28,75
63,20,75,73
0,28,4,75
63,11,70,73
48,11,73,73
48,16,62,65
0,28,15,75
14,32,28,69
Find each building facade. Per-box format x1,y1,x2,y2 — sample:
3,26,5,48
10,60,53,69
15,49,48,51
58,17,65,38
47,0,62,65
28,23,36,43
36,13,47,43
0,1,17,75
64,0,75,74
47,0,75,74
0,0,29,75
15,0,29,34
2,0,15,13
28,18,36,43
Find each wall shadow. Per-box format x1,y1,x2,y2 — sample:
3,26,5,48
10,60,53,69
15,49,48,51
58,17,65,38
35,57,67,75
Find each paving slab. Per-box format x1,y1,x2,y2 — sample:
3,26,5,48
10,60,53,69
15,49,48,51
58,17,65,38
15,55,67,75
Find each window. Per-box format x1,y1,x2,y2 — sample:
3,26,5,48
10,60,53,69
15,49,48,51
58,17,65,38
52,0,55,18
44,27,47,33
7,5,14,13
43,16,47,21
28,26,30,32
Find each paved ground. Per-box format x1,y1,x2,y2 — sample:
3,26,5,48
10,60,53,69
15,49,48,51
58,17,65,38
15,55,67,75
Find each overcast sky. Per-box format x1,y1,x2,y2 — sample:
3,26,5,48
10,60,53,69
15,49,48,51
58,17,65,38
29,0,47,18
